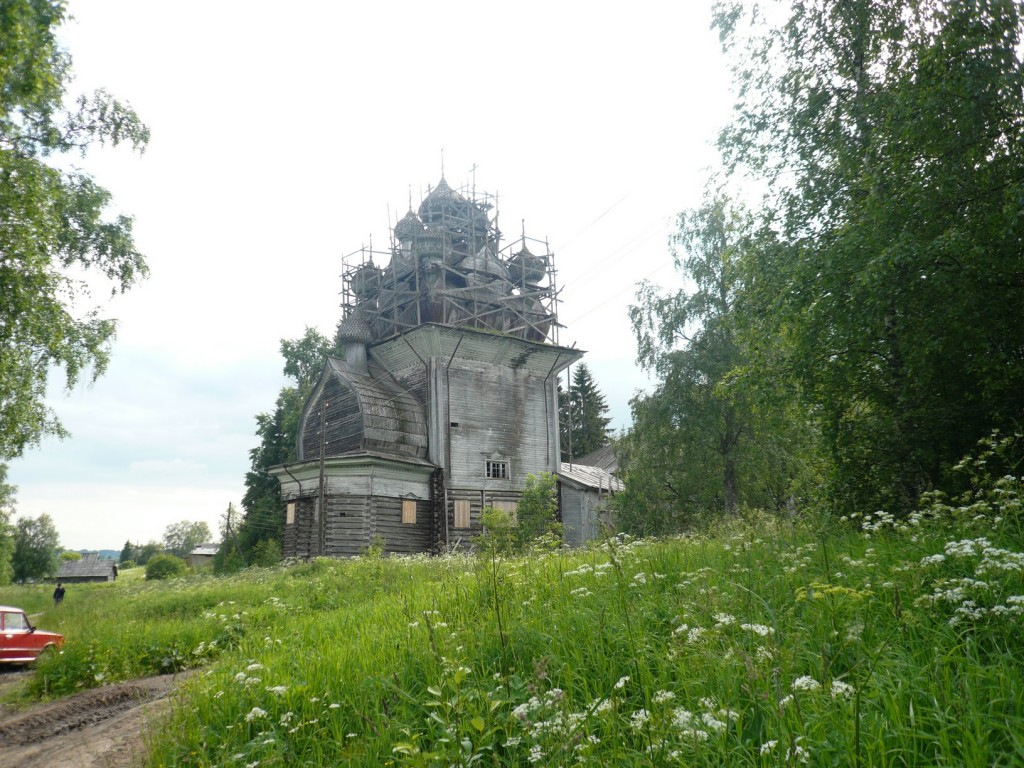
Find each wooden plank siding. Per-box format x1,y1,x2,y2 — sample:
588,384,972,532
301,377,362,459
442,487,525,550
300,360,428,464
370,497,433,554
445,360,556,488
283,494,432,558
322,495,370,558
277,324,585,559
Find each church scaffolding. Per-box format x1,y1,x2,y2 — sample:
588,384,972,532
339,178,561,345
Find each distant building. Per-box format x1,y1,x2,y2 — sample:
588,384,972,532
187,543,220,569
558,461,622,546
55,552,118,583
271,177,624,558
572,444,619,475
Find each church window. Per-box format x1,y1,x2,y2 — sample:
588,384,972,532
486,460,509,480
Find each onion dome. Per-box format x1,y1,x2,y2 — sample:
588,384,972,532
418,177,468,224
394,209,424,243
336,310,373,344
350,262,381,298
508,243,548,284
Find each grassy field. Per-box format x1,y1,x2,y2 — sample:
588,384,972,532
2,500,1023,766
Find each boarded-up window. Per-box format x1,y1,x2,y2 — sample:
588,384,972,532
454,500,471,529
493,500,518,523
402,499,417,525
285,502,296,525
486,460,509,479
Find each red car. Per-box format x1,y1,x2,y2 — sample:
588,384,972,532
0,606,64,663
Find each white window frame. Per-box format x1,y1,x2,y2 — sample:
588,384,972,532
485,460,510,480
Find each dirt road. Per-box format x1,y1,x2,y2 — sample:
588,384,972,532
0,669,188,768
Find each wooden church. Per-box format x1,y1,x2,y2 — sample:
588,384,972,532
270,178,618,557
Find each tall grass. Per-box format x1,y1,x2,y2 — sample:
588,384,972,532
2,499,1021,766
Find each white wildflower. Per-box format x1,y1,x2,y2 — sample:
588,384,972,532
792,676,821,692
831,680,855,699
630,709,650,730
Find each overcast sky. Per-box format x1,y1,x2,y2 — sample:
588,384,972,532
8,1,733,551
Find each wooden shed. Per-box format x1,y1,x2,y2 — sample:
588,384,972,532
558,461,623,546
187,543,220,568
55,552,118,583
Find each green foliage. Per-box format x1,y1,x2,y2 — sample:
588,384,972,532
235,328,341,559
118,559,136,570
161,519,211,559
0,464,15,584
619,196,817,534
3,460,1022,765
559,363,612,461
59,550,82,561
714,0,1024,515
476,473,562,555
0,0,149,459
514,471,562,549
12,513,59,581
145,553,186,581
476,507,518,557
918,430,1024,530
119,540,134,563
249,537,282,567
135,541,161,566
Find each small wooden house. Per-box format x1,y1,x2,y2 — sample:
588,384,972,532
187,542,219,568
55,552,118,583
271,178,604,558
558,461,622,546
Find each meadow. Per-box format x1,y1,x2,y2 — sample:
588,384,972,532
3,482,1023,766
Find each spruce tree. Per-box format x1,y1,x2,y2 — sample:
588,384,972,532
560,364,612,461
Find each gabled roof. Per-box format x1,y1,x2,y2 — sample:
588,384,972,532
558,462,623,492
570,444,618,474
189,543,220,557
56,553,117,579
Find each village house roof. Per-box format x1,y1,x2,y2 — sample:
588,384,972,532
571,444,618,475
558,461,623,493
189,543,220,558
55,553,117,580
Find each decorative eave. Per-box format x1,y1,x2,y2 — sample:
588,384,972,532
369,323,583,376
269,451,437,501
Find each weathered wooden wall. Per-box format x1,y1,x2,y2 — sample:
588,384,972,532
283,494,432,558
446,359,555,487
302,377,361,459
368,497,433,554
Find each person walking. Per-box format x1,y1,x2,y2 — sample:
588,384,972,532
53,582,65,607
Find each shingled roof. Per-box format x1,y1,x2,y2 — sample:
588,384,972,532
55,552,118,581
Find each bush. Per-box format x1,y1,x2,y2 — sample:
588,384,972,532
476,472,563,555
250,538,282,567
145,554,186,580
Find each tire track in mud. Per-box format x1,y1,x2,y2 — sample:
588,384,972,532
0,672,190,768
